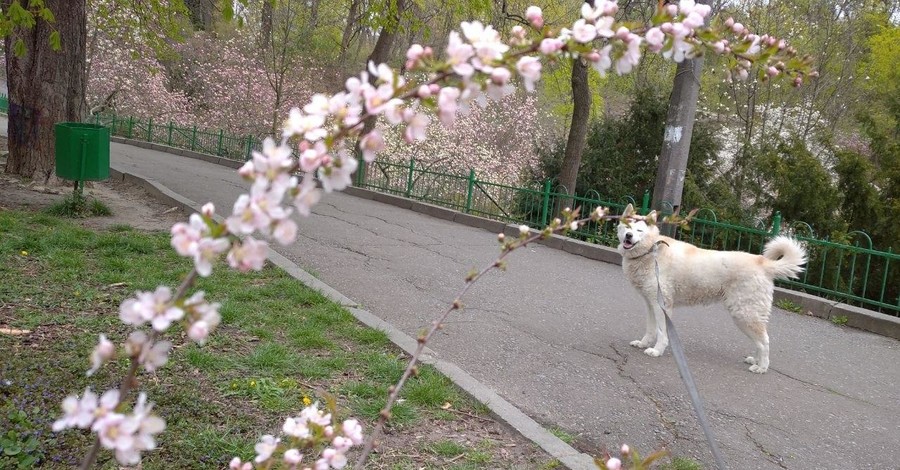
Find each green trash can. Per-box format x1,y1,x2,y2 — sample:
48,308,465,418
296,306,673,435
55,122,110,182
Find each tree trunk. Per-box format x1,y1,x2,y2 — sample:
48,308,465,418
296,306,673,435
185,0,215,31
339,0,362,70
309,0,320,29
353,0,408,183
260,0,273,48
558,58,592,201
4,0,87,184
651,0,710,224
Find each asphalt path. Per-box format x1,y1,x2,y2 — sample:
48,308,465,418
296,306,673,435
95,140,900,469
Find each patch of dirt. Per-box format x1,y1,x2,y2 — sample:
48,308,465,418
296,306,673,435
0,173,186,232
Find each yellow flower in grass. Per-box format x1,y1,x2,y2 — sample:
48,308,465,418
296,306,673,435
250,380,257,387
302,396,312,407
20,251,28,256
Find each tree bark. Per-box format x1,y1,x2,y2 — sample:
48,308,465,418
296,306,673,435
260,0,273,47
558,58,592,200
4,0,87,184
185,0,215,31
353,0,408,183
651,0,710,222
339,0,362,70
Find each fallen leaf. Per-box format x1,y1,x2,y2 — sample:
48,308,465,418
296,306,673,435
441,402,453,410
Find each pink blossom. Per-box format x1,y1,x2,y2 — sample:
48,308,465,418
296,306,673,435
404,112,430,142
516,56,542,92
318,151,358,193
321,447,347,469
194,237,230,277
594,16,615,38
230,457,253,470
446,32,475,77
525,6,543,28
539,38,564,55
273,218,298,245
437,87,461,127
140,340,172,372
304,93,331,116
342,419,364,445
87,334,115,376
284,448,303,466
363,84,395,115
606,457,622,470
300,142,329,173
589,45,613,75
572,19,597,43
293,174,322,217
254,434,280,464
170,213,208,257
645,27,665,52
52,388,99,431
119,286,184,331
227,236,269,272
615,35,643,75
359,129,384,163
284,108,327,141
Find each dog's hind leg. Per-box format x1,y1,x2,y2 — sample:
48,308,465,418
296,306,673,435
630,298,657,349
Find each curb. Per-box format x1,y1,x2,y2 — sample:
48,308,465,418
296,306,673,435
108,136,900,341
107,165,597,470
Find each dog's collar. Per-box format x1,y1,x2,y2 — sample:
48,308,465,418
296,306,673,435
625,240,669,260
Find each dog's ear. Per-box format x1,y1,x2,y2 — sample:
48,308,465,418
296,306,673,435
647,210,658,225
622,203,634,218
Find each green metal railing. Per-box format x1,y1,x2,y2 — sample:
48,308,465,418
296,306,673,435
2,97,890,316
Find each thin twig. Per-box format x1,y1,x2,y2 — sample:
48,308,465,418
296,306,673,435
353,211,608,468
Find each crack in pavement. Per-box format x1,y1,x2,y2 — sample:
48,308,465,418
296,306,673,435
769,368,882,408
321,200,447,246
743,422,789,469
605,344,685,447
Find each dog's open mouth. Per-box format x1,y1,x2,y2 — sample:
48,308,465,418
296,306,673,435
622,240,635,250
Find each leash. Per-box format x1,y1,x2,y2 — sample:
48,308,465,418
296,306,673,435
651,240,727,469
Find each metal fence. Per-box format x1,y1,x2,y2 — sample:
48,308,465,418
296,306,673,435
1,95,892,316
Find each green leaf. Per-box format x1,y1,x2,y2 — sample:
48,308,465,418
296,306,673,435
38,7,55,23
49,31,60,51
3,443,21,456
13,38,27,57
222,2,234,21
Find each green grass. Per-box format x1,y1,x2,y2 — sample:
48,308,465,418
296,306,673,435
0,210,551,469
774,298,802,313
660,456,704,470
548,427,576,444
831,315,849,325
44,193,112,218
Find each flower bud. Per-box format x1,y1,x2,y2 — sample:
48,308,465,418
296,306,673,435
202,202,215,217
620,444,630,455
767,66,779,77
665,4,678,16
793,76,803,87
732,22,744,34
417,85,432,98
518,224,530,236
606,457,622,470
724,17,734,28
526,6,544,29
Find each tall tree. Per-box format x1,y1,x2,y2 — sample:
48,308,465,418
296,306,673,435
557,57,591,198
4,0,87,183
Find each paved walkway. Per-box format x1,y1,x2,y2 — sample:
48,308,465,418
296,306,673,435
110,142,900,469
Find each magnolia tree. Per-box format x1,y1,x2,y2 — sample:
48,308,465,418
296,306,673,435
86,33,194,123
171,29,326,136
85,0,193,121
380,93,554,185
52,2,813,469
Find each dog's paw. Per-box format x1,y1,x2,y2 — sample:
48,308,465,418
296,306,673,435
643,347,662,357
630,339,651,348
744,356,757,365
748,364,768,374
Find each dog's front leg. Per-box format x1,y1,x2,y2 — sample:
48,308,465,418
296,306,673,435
644,298,670,357
630,298,657,349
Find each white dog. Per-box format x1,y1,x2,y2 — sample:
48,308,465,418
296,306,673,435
616,204,807,373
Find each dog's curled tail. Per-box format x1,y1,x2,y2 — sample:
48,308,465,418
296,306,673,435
763,236,807,279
